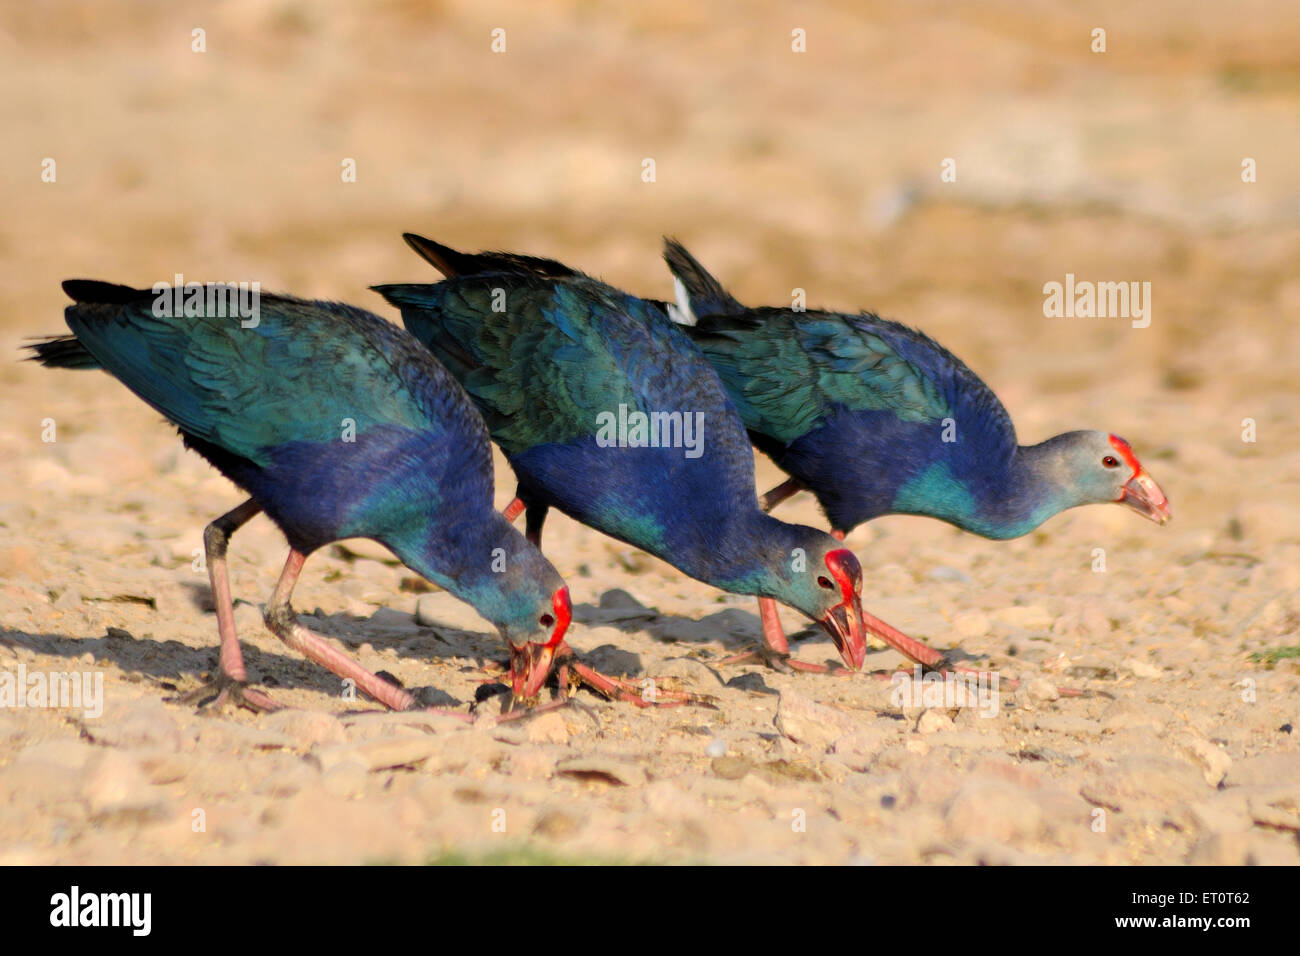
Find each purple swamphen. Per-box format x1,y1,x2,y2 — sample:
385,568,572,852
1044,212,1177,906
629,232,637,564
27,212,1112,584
661,240,1171,676
373,235,871,693
27,280,570,712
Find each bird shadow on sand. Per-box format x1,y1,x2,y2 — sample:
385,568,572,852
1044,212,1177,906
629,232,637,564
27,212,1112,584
571,588,987,680
0,582,971,714
1,625,312,699
572,589,966,658
0,583,744,713
0,595,519,711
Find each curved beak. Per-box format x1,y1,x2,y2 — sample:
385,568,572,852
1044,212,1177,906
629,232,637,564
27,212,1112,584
509,641,557,700
508,585,571,701
819,593,868,671
1120,470,1171,525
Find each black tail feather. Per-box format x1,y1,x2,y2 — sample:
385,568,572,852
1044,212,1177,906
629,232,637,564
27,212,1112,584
401,233,579,280
23,334,99,369
662,238,745,317
22,279,149,369
61,279,149,305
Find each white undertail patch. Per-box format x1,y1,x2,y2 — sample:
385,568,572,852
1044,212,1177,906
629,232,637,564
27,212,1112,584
666,276,697,326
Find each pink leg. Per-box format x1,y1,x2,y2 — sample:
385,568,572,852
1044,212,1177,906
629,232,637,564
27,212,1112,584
174,499,280,713
860,607,949,669
759,476,803,512
732,513,1082,694
503,496,546,547
263,549,469,715
854,562,1085,697
553,642,714,708
717,597,845,673
524,502,548,548
760,597,790,654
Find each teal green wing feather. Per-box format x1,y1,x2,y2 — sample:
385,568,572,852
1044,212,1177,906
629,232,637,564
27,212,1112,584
377,277,702,457
688,309,949,442
62,284,460,467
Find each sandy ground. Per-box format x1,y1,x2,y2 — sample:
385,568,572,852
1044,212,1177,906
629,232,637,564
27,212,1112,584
1,1,1298,864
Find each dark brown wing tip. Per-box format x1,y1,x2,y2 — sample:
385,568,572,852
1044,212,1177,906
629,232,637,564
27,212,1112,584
61,279,146,304
401,233,461,277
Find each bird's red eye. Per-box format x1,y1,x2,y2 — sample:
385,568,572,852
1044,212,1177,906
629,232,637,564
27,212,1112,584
1102,456,1120,468
539,614,555,628
817,576,833,589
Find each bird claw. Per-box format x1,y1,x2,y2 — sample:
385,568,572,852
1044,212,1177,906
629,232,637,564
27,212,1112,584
865,665,1089,699
170,673,283,713
414,705,477,722
474,653,716,710
715,644,851,676
557,656,717,709
493,696,573,722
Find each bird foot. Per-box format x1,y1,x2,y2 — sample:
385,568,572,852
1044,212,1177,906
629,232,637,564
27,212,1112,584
985,669,1089,698
416,705,478,722
557,656,716,709
866,665,1088,699
474,653,714,709
856,610,1086,694
170,673,283,713
493,696,574,722
715,644,852,675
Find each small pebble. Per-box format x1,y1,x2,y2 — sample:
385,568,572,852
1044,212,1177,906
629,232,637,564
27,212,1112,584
928,566,971,583
916,709,956,734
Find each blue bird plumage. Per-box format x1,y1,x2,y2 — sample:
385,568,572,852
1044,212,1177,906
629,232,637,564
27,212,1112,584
374,235,871,671
376,235,1171,678
27,280,570,708
661,240,1172,538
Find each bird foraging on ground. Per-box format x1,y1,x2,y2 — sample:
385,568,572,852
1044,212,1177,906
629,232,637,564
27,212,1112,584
27,280,570,712
373,234,870,690
661,239,1171,673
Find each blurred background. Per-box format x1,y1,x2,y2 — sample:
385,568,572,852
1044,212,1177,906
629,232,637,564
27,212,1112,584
6,0,1300,609
4,1,1299,449
1,0,1298,867
2,0,1298,587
